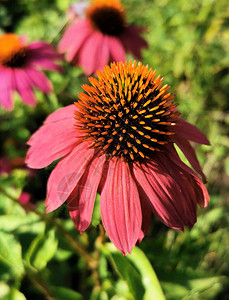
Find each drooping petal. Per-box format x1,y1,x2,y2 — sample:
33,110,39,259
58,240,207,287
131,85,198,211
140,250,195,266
96,35,110,72
67,154,106,232
45,142,94,213
13,69,36,106
173,135,207,182
133,157,199,231
119,25,148,59
27,42,62,59
166,143,209,209
100,158,142,255
58,20,90,52
137,196,152,243
165,143,199,176
173,118,210,145
26,117,80,169
28,58,63,72
79,31,107,74
131,167,152,243
25,68,52,94
192,176,210,208
59,20,93,61
0,68,14,110
108,37,125,62
27,42,63,72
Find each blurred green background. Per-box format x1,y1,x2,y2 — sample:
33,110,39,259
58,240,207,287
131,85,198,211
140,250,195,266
0,0,229,299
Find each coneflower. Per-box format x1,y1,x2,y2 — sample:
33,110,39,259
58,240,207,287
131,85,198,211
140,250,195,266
0,33,62,110
58,0,147,74
26,61,210,254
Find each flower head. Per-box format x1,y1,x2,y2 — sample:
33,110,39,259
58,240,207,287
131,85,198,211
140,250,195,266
0,33,62,110
58,0,147,74
26,61,210,254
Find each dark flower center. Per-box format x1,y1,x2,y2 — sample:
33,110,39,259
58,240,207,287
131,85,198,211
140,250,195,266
75,61,180,163
0,34,27,68
86,0,126,36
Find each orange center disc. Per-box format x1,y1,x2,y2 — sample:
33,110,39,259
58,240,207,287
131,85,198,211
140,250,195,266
86,0,126,36
0,34,26,67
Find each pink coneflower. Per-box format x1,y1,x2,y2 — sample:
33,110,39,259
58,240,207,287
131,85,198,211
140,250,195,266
26,61,210,254
58,0,147,75
0,33,62,110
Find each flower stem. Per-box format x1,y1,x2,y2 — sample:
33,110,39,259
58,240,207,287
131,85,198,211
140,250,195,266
26,268,55,300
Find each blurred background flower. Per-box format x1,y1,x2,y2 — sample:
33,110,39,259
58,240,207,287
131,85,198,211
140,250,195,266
58,0,147,74
0,33,62,110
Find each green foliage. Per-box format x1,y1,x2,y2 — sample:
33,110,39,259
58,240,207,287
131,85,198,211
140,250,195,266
26,228,58,270
0,231,24,282
103,243,165,300
0,0,229,299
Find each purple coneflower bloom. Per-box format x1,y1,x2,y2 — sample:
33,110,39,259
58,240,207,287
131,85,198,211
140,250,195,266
58,0,147,74
0,33,62,110
26,61,210,254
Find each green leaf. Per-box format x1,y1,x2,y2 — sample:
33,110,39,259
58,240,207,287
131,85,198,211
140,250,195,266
0,231,24,281
0,179,24,215
49,286,83,300
2,289,26,300
26,228,58,270
0,213,42,233
126,246,165,300
104,244,165,300
0,282,10,299
56,0,71,11
91,194,101,227
102,244,145,300
162,275,227,299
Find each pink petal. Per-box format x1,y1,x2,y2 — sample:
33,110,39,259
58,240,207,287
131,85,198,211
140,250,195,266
27,42,62,59
28,58,62,72
26,42,62,72
193,176,210,208
13,69,36,106
79,31,107,74
67,154,106,232
166,144,199,177
26,117,79,169
173,135,206,182
108,37,125,63
45,142,94,213
173,118,210,145
58,20,89,52
100,158,142,255
119,25,148,59
133,158,198,231
25,68,52,94
138,197,152,243
96,35,110,72
58,20,93,61
166,146,209,207
0,68,14,110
